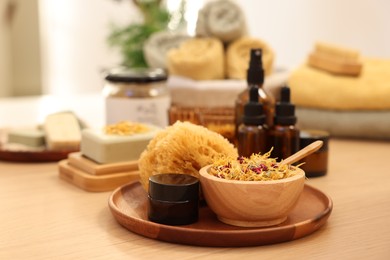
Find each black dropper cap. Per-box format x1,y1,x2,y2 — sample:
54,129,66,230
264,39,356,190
243,87,265,125
274,86,297,125
247,49,264,85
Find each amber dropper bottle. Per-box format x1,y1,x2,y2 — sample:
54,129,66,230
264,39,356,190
238,86,267,157
234,48,275,145
266,86,299,161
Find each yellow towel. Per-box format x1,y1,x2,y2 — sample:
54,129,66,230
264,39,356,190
226,37,274,80
288,58,390,110
167,37,224,80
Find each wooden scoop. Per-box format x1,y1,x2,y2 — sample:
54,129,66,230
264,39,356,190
279,140,323,166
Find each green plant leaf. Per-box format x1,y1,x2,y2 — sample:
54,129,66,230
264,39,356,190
108,0,171,68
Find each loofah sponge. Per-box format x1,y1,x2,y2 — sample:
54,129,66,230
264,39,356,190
138,121,238,191
226,37,275,79
167,37,225,80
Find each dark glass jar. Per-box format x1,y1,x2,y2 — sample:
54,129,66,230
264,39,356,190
148,173,199,225
299,130,330,177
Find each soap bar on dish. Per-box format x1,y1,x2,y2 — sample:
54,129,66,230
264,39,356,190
81,125,161,164
8,127,45,147
44,112,82,151
58,160,140,192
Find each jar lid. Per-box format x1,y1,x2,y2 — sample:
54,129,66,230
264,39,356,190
105,68,167,83
300,129,330,150
149,173,199,202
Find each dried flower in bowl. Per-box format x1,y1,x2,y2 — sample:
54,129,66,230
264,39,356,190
199,151,305,227
209,150,299,181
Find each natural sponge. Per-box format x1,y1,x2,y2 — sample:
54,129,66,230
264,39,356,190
138,121,238,191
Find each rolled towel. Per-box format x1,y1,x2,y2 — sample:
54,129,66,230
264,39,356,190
226,37,275,79
167,37,224,80
195,0,247,43
143,31,190,69
289,58,390,110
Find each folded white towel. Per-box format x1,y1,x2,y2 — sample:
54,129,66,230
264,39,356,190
167,69,290,108
297,108,390,140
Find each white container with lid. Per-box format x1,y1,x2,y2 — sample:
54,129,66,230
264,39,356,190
103,68,171,127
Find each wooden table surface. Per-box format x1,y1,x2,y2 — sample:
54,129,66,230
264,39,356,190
1,96,390,259
1,138,389,259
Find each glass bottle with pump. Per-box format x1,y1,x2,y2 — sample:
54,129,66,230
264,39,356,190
266,86,299,161
238,86,267,157
234,49,275,145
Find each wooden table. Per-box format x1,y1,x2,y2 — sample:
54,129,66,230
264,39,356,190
1,96,390,259
1,139,389,259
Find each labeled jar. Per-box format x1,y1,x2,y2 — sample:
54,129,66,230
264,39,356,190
148,173,199,225
103,68,171,127
299,130,329,177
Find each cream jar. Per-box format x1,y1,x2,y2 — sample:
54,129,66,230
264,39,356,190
299,130,330,177
103,68,170,127
148,173,199,226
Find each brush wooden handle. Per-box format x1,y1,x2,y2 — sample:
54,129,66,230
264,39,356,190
280,140,323,166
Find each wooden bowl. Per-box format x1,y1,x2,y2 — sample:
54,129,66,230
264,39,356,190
199,165,305,227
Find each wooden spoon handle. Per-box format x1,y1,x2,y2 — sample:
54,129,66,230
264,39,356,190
279,140,323,166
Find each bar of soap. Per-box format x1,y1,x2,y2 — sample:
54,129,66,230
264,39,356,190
81,125,161,164
44,113,82,151
8,127,45,147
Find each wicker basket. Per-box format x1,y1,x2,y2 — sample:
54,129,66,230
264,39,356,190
168,105,236,144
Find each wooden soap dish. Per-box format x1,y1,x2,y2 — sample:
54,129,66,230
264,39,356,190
0,129,76,162
0,148,75,162
67,152,138,175
58,155,140,192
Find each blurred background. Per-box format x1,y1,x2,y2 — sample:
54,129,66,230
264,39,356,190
1,0,389,97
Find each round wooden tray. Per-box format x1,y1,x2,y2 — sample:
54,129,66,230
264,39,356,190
0,148,76,162
108,181,333,247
